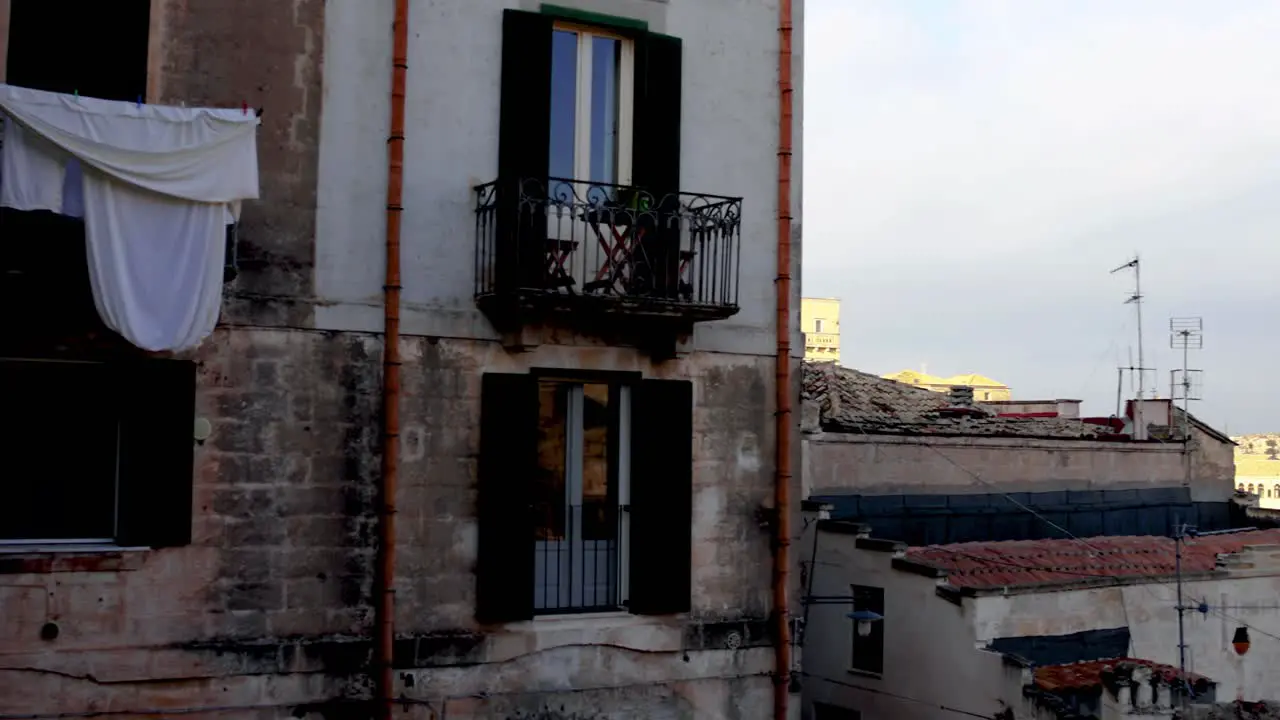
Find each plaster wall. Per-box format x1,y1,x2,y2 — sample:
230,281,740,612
805,432,1227,498
801,530,1011,720
313,0,804,357
971,549,1280,703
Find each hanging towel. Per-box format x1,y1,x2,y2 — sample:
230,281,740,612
81,171,227,352
0,115,67,213
0,84,259,352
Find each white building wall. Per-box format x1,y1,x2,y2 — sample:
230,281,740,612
313,0,803,358
803,530,1015,720
971,560,1280,702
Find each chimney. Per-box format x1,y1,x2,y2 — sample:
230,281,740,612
948,386,974,406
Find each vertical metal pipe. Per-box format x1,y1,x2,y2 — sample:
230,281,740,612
375,0,409,717
773,0,795,716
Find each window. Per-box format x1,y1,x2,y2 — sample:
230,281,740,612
814,319,825,333
0,357,196,547
983,391,991,400
494,10,684,297
850,584,885,675
549,25,634,188
2,0,152,342
533,380,629,611
477,372,693,623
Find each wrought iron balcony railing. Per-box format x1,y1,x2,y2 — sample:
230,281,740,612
474,177,742,322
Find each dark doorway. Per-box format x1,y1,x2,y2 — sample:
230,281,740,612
7,0,151,102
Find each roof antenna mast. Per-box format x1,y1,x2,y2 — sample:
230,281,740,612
1111,255,1146,401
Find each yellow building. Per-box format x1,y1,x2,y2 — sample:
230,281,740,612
802,297,841,363
882,369,1013,402
1233,434,1280,508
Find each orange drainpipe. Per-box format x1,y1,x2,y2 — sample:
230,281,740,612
375,0,409,717
773,0,794,717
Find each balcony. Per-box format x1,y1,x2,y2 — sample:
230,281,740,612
474,178,742,332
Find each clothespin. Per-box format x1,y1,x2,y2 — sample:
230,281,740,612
136,95,143,109
73,89,78,101
242,101,248,116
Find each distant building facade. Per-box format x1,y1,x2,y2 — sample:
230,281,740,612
803,525,1280,719
802,363,1237,503
802,297,840,363
882,368,1012,401
1233,434,1280,506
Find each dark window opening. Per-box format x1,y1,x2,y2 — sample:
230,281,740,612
0,359,119,541
7,0,151,103
0,357,196,547
850,584,885,675
1,0,152,350
476,372,692,623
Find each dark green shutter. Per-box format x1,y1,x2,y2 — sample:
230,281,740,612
628,379,693,615
497,9,554,292
631,33,683,299
115,358,196,548
476,373,539,623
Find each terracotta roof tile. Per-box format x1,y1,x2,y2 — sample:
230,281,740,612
802,362,1110,440
904,529,1280,590
1034,658,1209,693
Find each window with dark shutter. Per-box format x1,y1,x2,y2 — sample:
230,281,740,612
0,356,195,547
631,33,683,299
115,358,197,548
496,10,554,292
476,373,539,623
628,379,693,615
850,584,885,675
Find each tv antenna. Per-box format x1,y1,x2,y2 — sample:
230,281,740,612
1112,257,1155,434
1169,317,1204,441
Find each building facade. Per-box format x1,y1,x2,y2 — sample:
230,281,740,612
801,297,840,363
803,525,1280,719
802,364,1237,503
882,368,1012,401
0,1,804,718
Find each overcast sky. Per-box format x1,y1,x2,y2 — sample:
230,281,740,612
803,0,1280,434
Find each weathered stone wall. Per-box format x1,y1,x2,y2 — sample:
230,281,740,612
0,0,802,717
150,0,325,328
0,331,785,718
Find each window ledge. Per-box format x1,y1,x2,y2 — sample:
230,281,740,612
0,545,150,574
846,668,883,681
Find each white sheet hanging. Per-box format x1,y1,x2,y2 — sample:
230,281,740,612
0,84,260,352
0,115,67,213
0,84,259,203
81,174,228,352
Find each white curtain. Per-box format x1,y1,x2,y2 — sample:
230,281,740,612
0,84,260,352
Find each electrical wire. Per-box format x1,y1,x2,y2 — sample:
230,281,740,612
836,421,1280,658
801,672,1000,719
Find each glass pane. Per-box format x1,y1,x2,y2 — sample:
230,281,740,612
581,383,613,541
548,30,578,180
534,381,568,541
588,36,621,186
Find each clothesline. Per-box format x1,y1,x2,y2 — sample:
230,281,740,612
0,83,261,352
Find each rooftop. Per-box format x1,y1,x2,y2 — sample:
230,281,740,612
904,529,1280,590
802,362,1112,440
1034,658,1209,693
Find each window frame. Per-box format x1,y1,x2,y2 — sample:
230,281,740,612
849,583,886,677
0,358,121,546
532,375,634,615
550,20,635,187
